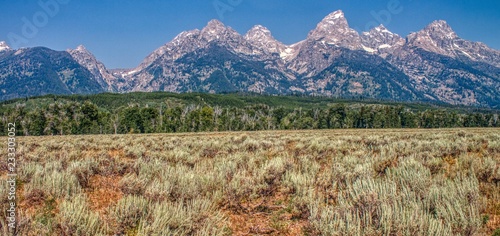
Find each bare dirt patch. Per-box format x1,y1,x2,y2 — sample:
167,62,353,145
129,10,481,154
224,188,310,235
85,175,123,213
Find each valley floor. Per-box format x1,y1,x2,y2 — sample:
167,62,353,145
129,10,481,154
1,128,499,235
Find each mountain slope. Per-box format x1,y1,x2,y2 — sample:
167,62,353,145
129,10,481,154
0,47,105,101
303,48,421,101
122,20,293,93
67,45,124,92
1,10,499,107
387,21,500,107
286,10,364,76
131,43,294,94
405,20,500,68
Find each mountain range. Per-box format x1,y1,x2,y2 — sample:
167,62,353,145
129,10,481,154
1,10,499,107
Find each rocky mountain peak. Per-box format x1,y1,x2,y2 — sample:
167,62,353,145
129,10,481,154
307,10,361,50
321,10,347,24
361,24,404,53
206,19,225,28
67,45,90,57
136,29,203,71
423,20,458,39
404,20,500,68
245,25,273,40
67,45,119,92
170,29,201,45
2,10,500,107
313,10,347,31
0,41,11,52
200,19,243,43
406,20,460,56
408,20,458,44
202,19,228,35
313,10,350,33
244,25,287,55
75,44,89,52
67,45,96,59
372,25,391,34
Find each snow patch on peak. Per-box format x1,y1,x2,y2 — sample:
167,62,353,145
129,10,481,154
280,47,297,60
0,41,11,52
362,45,376,53
331,11,344,20
250,25,270,32
360,24,404,54
364,25,394,36
325,10,345,20
125,69,138,76
75,45,88,52
378,44,392,49
172,29,200,43
374,25,392,34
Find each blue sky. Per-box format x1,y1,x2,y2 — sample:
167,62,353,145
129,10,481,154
1,0,499,69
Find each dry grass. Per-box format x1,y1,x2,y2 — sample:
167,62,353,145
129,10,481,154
1,128,499,235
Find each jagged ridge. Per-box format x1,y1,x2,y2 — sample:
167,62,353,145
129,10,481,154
1,10,499,107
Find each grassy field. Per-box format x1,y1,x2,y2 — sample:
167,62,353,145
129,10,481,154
1,129,499,235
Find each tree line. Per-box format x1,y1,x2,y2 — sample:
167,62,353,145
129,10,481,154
1,99,498,136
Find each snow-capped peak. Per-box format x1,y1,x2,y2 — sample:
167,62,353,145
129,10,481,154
0,41,11,52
